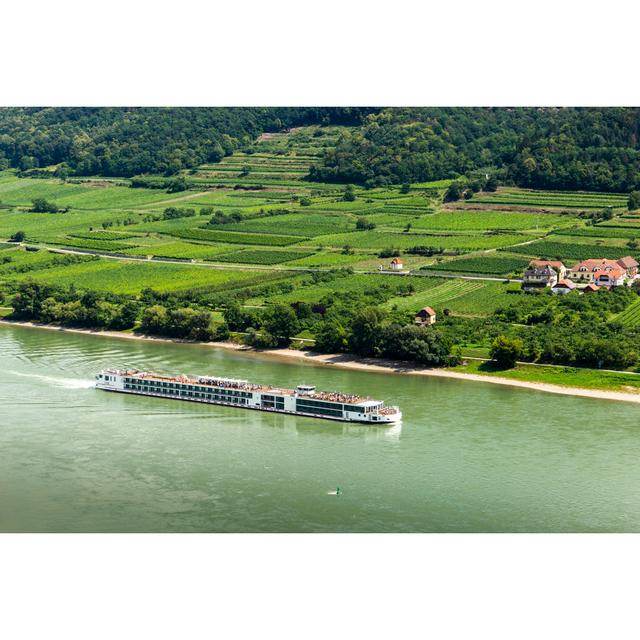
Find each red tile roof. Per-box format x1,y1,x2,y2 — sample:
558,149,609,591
418,306,436,316
553,279,576,289
530,259,565,269
617,256,639,269
571,259,621,272
593,269,624,280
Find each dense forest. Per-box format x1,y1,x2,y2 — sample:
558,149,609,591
2,107,640,192
309,108,640,192
0,107,373,177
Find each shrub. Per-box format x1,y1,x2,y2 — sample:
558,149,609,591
490,335,523,368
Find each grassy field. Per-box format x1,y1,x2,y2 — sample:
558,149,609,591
450,359,640,393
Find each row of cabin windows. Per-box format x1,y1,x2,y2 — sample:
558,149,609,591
123,378,251,398
124,383,248,404
295,400,343,417
296,399,375,414
296,397,366,412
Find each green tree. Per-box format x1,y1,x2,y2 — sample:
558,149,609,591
443,183,462,202
314,318,349,353
9,230,25,242
348,307,385,357
213,322,231,341
355,217,375,231
167,176,187,193
490,335,523,368
140,305,168,334
343,184,356,201
484,175,498,192
262,304,299,347
628,191,640,211
30,198,60,213
111,300,139,330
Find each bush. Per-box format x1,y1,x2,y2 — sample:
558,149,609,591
30,198,66,213
490,335,523,368
343,185,356,202
355,217,376,231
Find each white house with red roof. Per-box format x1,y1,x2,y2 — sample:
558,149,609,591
566,258,636,288
415,306,436,326
551,279,576,294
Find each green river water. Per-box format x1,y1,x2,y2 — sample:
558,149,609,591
2,323,640,532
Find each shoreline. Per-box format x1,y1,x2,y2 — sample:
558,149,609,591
2,318,640,405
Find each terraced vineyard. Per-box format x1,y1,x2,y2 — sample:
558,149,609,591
309,231,530,251
15,259,266,294
554,226,640,240
387,210,571,232
50,237,138,252
615,298,640,327
170,228,306,246
469,188,628,210
254,273,443,305
212,249,314,265
212,212,355,237
426,255,530,275
119,241,235,261
503,240,640,263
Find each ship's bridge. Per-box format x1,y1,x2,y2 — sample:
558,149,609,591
296,385,316,395
354,399,384,413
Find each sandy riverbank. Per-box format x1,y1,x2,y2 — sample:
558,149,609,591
2,319,640,404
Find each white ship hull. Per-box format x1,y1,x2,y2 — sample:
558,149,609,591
95,370,402,424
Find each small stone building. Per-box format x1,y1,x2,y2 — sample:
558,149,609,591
415,306,436,326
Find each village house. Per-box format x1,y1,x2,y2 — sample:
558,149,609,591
415,306,436,326
522,265,558,290
388,257,404,271
616,256,639,279
566,258,637,288
531,260,567,278
551,279,576,294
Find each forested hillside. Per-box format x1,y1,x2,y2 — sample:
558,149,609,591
3,107,640,193
0,107,373,177
309,108,640,192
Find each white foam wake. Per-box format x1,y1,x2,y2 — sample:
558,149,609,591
8,370,94,389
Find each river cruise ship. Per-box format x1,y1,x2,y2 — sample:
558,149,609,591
95,369,402,424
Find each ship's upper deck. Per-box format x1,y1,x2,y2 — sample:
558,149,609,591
101,368,382,407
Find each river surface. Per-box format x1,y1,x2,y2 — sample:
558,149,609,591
2,324,640,532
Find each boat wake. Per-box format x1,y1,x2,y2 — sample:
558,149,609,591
8,370,94,389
